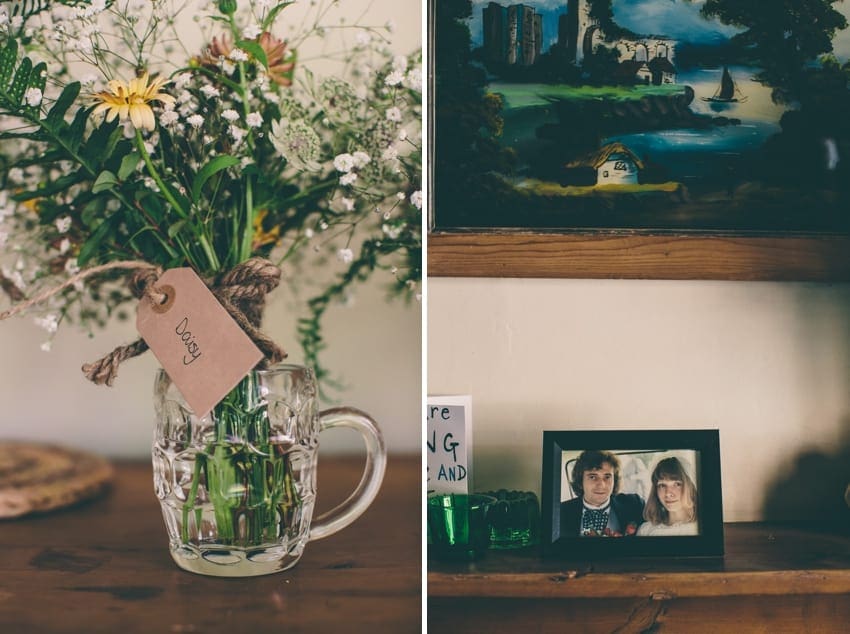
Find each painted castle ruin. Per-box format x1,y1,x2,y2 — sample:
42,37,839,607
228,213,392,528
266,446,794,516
481,0,678,84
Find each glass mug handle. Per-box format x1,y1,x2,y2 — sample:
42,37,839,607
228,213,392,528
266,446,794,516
309,407,387,540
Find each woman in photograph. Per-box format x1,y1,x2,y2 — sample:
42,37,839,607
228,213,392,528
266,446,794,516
637,456,699,536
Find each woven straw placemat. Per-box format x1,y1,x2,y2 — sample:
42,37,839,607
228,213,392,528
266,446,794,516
0,442,113,518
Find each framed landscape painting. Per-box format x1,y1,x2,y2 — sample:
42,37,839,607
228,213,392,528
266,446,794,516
428,0,850,280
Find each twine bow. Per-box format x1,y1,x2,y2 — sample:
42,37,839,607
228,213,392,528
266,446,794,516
0,258,286,387
82,257,286,385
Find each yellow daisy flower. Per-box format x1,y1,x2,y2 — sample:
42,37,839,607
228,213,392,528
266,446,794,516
92,72,175,131
252,209,281,250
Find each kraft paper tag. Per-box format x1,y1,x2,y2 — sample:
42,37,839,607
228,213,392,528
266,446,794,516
136,268,264,418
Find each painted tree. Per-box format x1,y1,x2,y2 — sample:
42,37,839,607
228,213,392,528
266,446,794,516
697,0,850,188
700,0,847,101
587,0,637,40
433,0,515,225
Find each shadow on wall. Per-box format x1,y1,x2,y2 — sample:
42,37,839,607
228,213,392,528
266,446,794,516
474,449,539,497
762,417,850,526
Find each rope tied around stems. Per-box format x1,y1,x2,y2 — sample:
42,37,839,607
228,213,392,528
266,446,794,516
83,257,287,385
0,258,286,387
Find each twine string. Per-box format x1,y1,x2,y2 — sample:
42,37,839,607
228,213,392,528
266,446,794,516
81,257,286,386
0,260,160,321
0,257,286,386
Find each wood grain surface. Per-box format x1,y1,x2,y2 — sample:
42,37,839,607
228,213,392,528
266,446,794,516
428,523,850,632
428,231,850,281
429,595,850,633
0,455,420,633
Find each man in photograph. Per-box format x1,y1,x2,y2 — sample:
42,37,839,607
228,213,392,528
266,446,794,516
561,450,645,537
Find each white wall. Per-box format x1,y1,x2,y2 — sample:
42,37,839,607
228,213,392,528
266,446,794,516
0,274,420,456
428,277,850,522
0,0,422,457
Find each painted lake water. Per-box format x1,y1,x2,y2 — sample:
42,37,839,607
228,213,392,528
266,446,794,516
606,66,787,183
493,66,791,185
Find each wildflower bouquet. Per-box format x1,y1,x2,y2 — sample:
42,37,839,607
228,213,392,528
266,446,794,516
0,0,421,374
0,0,420,564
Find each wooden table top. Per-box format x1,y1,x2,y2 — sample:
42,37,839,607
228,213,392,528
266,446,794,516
0,455,421,633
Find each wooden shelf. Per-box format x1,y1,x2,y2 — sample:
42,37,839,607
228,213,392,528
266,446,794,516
431,523,850,597
428,523,850,631
428,231,850,281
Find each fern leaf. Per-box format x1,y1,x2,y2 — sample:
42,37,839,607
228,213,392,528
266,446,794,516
9,0,73,23
77,212,121,266
12,168,85,200
66,106,89,153
0,39,18,90
23,61,46,116
8,149,68,167
0,129,43,141
45,81,80,126
8,56,33,106
80,118,120,163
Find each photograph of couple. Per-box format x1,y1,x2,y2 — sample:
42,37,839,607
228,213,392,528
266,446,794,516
560,449,700,538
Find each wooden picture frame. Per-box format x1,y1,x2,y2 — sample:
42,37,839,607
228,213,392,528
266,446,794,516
428,0,850,281
427,231,850,281
541,429,724,558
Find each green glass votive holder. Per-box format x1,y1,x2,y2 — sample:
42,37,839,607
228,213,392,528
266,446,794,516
427,493,496,561
480,489,540,549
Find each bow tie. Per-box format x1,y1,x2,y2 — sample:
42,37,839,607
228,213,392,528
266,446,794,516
582,505,610,533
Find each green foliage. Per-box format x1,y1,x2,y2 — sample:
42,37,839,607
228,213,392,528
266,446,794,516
690,0,850,191
192,155,241,203
0,0,421,396
298,231,421,395
0,40,30,109
701,0,848,100
587,0,638,40
433,0,515,227
6,0,91,23
217,0,237,15
582,45,621,85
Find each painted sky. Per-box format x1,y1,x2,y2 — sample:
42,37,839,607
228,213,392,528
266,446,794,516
612,0,738,44
467,0,850,59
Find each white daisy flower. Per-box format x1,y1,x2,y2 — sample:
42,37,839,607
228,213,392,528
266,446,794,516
333,153,356,173
245,112,263,128
24,87,43,107
221,108,240,122
55,216,72,233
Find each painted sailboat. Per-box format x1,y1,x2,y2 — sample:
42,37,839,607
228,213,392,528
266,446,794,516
701,66,747,103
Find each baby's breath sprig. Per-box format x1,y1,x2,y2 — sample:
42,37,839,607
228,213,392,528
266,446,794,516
0,0,421,393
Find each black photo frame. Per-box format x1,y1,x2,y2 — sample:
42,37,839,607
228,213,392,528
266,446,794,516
541,429,723,558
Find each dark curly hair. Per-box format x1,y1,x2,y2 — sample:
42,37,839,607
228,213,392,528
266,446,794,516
568,449,621,498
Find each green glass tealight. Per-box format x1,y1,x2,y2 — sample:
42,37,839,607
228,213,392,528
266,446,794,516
479,489,540,549
427,493,495,561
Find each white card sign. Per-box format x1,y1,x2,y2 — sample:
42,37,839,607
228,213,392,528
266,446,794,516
426,395,472,494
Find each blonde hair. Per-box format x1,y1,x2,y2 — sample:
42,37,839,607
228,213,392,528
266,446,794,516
643,457,697,525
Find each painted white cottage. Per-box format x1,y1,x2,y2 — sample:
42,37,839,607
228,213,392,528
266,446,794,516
566,142,644,186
